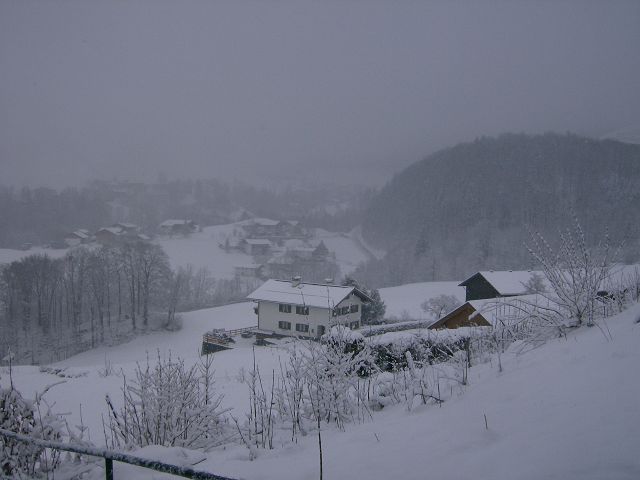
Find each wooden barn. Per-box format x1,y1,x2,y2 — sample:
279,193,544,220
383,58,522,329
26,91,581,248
429,294,552,330
459,270,548,301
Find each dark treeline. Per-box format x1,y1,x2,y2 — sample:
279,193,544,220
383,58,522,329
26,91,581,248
358,133,640,286
0,243,218,365
0,186,111,248
0,180,371,248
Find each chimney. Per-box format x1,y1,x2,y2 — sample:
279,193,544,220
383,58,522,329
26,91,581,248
291,275,302,287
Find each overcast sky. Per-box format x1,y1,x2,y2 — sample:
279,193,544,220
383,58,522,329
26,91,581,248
1,0,639,188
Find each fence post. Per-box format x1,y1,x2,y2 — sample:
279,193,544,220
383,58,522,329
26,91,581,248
105,458,113,480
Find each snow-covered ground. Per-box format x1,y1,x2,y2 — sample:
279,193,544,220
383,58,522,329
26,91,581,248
156,224,254,279
0,246,68,265
4,290,640,479
314,228,370,274
379,281,464,320
156,223,373,279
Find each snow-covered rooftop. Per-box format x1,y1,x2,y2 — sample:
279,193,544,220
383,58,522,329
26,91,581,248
248,218,280,226
248,279,358,308
159,219,193,227
98,226,123,235
69,230,90,239
244,239,272,246
461,270,548,295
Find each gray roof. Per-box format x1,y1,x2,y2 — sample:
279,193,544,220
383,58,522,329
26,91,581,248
248,279,370,308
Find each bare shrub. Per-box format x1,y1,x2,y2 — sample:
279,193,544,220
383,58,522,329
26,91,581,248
105,351,230,450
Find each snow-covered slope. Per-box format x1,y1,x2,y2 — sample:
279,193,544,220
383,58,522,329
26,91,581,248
203,305,640,480
0,246,68,265
601,124,640,144
155,224,253,279
5,296,640,479
379,281,464,320
155,223,372,279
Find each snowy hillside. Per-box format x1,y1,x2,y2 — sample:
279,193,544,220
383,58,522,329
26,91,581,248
5,290,639,479
602,124,640,144
156,224,254,279
155,222,372,279
0,246,68,265
379,281,464,320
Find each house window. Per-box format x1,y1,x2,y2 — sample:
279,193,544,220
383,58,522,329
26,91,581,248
296,305,309,315
350,304,359,313
350,321,360,330
295,323,309,333
340,306,349,315
279,304,292,313
278,321,291,330
317,325,326,336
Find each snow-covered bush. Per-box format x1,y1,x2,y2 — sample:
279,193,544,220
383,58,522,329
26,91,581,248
0,383,64,478
527,217,615,327
105,351,229,450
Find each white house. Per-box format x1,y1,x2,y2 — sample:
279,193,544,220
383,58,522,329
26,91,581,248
247,278,371,338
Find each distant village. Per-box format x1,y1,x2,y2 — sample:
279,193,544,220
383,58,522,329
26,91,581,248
57,215,339,288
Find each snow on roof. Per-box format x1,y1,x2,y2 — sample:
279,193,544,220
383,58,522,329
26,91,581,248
461,270,548,295
247,279,356,308
244,239,272,245
68,230,90,239
250,218,280,226
98,226,123,235
115,222,137,229
235,263,263,270
159,219,192,227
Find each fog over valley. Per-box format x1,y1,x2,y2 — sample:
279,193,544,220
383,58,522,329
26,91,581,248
2,2,640,480
2,1,640,187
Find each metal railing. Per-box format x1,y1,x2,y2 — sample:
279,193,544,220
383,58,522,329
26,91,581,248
0,428,236,480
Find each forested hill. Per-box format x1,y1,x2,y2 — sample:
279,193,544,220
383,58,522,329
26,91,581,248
358,133,640,286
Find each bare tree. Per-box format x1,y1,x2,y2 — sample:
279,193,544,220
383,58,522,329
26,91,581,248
421,294,459,320
526,217,615,327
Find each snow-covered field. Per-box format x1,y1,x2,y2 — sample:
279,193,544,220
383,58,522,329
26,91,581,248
4,288,640,479
156,225,254,279
0,246,68,265
156,223,372,280
379,281,464,320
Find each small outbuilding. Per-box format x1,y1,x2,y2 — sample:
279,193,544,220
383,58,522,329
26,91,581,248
459,270,548,301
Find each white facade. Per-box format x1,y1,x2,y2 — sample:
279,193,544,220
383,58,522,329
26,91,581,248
255,294,363,338
248,279,368,338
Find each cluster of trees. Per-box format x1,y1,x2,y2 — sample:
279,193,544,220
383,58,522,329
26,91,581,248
0,179,373,249
359,133,640,286
0,243,216,365
0,186,110,248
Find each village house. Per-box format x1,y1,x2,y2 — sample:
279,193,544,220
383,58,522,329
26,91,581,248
240,218,308,243
158,219,199,236
94,223,147,246
247,278,371,338
234,263,264,279
241,238,272,256
241,218,281,238
64,229,91,247
458,270,548,301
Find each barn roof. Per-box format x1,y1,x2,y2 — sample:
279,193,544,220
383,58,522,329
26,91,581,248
459,270,548,296
244,238,272,246
159,219,193,227
248,279,371,308
430,293,553,329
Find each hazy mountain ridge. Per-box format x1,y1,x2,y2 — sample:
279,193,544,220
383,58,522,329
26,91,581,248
358,133,640,286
